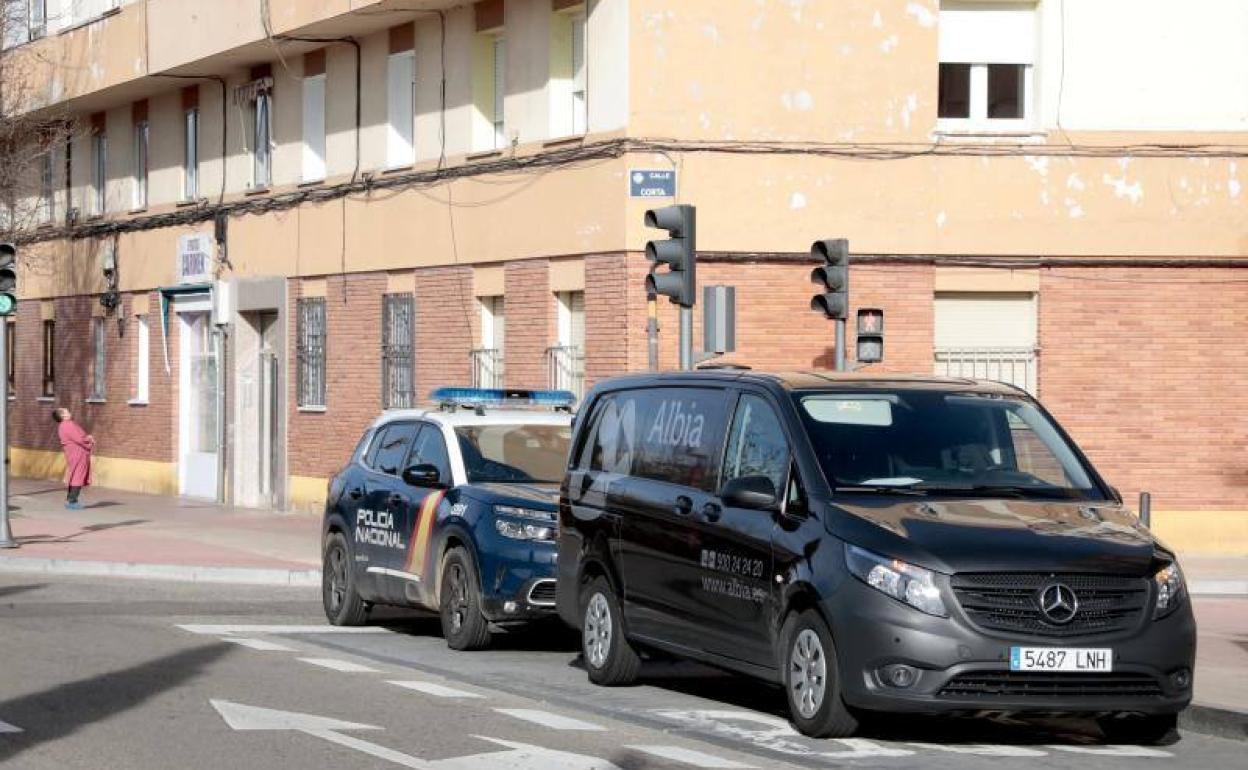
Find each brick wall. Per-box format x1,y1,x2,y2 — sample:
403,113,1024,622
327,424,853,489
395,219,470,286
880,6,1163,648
1038,267,1248,512
585,253,634,386
414,265,477,401
503,260,553,390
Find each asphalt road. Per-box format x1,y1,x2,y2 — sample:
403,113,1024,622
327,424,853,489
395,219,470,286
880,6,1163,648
0,573,1242,770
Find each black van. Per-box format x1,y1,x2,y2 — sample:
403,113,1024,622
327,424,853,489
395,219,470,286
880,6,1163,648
556,371,1194,742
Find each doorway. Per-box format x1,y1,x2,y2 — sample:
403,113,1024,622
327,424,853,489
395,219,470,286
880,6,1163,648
178,303,219,499
234,310,283,509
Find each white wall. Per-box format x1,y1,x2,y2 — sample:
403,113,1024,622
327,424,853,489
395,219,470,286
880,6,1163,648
587,0,628,134
1038,0,1248,131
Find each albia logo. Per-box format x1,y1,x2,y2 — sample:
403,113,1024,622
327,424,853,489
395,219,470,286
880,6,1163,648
645,399,706,449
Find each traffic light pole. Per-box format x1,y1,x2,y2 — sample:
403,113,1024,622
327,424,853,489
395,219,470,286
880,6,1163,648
0,318,15,549
835,318,847,372
679,306,693,371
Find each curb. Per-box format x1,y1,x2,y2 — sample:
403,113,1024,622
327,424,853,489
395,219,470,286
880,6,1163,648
1189,580,1248,597
1182,703,1248,742
0,555,321,587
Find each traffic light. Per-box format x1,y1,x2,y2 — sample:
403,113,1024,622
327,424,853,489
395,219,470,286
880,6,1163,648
0,243,16,317
644,204,697,308
809,238,849,320
856,307,884,363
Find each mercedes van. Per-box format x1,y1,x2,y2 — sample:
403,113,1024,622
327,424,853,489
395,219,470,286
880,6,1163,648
556,371,1194,742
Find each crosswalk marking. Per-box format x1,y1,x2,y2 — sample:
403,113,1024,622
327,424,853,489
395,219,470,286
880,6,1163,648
177,624,388,636
625,745,755,768
1048,744,1173,758
297,658,380,674
0,720,22,734
222,637,296,652
495,709,606,732
389,680,483,699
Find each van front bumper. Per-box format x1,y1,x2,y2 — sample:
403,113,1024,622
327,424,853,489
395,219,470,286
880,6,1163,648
826,579,1196,715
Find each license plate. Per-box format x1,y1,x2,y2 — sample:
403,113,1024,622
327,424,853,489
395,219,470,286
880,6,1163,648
1010,647,1113,672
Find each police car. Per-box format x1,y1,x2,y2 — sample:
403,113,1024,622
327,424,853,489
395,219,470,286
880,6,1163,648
322,388,574,650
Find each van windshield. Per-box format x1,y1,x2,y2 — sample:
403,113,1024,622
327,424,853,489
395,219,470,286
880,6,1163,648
794,390,1107,501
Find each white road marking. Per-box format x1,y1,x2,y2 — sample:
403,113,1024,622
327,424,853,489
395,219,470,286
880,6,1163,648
178,624,388,636
298,657,380,673
625,745,755,768
222,637,296,652
1048,744,1173,758
651,710,914,759
494,709,606,732
389,680,483,699
0,720,22,734
908,742,1048,757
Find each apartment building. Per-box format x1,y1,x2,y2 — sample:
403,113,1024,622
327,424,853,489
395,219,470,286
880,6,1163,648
1,0,1245,553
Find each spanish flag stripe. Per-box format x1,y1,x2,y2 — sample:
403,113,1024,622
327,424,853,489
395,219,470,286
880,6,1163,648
405,491,444,577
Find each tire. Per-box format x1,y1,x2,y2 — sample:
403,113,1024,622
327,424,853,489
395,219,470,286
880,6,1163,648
780,609,859,738
1097,713,1178,745
581,576,641,686
323,532,369,626
439,547,492,651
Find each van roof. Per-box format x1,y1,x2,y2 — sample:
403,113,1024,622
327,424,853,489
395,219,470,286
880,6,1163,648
593,370,1029,397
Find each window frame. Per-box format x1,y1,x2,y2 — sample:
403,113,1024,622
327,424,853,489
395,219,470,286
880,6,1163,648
91,131,107,216
385,50,416,168
935,2,1038,134
492,35,506,148
183,107,200,201
129,314,149,404
132,119,149,210
41,318,55,397
301,73,327,183
252,90,274,189
381,293,415,410
296,297,327,409
38,150,54,224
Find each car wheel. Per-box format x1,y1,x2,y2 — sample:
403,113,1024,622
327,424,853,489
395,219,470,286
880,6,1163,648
781,609,858,738
1097,713,1178,745
323,532,369,626
440,547,492,651
581,576,641,686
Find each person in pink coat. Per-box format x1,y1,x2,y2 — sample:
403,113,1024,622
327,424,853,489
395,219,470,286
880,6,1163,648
53,408,94,510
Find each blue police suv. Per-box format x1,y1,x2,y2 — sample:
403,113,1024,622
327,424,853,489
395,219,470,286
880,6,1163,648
322,388,573,649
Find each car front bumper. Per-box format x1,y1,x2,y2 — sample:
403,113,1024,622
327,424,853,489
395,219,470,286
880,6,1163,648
477,539,559,623
826,579,1196,715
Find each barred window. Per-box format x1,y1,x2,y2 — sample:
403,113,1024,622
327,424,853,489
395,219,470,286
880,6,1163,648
41,319,54,397
382,293,414,409
90,317,106,400
296,298,326,408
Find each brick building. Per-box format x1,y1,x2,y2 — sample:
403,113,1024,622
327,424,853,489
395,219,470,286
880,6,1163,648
2,0,1245,554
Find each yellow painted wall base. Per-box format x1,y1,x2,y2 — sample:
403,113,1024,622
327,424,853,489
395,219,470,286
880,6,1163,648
289,475,329,513
1152,510,1248,556
11,448,178,496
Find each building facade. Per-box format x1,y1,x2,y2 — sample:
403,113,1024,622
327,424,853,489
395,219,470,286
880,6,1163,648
2,0,1245,553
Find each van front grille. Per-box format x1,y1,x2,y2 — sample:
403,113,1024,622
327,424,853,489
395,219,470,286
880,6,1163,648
939,671,1164,700
951,573,1149,638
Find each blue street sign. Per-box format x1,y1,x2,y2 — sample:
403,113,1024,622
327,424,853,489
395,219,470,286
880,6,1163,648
630,169,676,198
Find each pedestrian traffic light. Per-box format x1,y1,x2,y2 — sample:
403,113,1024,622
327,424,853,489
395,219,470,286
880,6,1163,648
856,307,884,364
810,238,849,320
0,243,16,317
644,204,697,308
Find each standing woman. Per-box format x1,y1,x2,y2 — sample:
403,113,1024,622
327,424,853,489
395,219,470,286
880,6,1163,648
52,408,94,509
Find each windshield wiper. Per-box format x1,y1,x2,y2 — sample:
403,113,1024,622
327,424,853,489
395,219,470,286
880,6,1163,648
834,485,929,497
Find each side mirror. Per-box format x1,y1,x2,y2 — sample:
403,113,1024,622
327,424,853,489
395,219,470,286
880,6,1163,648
721,475,779,511
402,463,443,488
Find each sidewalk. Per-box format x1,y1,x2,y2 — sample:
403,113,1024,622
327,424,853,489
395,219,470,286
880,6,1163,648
0,478,1244,739
0,478,320,586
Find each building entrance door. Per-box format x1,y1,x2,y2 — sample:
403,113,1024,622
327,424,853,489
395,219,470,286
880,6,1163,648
178,306,219,498
257,312,280,507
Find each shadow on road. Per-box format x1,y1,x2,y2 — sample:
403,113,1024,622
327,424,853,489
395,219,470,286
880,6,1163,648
0,583,48,599
0,643,233,765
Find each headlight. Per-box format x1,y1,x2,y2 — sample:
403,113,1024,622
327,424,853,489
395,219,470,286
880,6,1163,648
1153,562,1186,618
493,505,557,542
845,544,948,617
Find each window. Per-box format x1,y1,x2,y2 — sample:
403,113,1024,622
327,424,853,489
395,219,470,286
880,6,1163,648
381,293,414,409
933,292,1038,395
410,424,452,481
38,151,53,224
132,119,149,210
302,73,326,182
90,317,106,400
571,10,586,134
253,91,273,188
131,315,149,404
296,297,326,408
551,290,584,398
183,108,199,201
492,36,506,147
91,132,107,216
370,422,418,475
386,51,416,168
550,6,587,137
937,2,1036,129
474,295,504,389
722,394,791,498
41,319,54,396
29,0,46,40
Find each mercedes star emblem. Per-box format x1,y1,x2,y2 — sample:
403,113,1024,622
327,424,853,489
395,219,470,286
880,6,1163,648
1038,583,1079,625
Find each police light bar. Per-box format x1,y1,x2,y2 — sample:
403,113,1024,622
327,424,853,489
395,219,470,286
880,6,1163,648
431,387,576,410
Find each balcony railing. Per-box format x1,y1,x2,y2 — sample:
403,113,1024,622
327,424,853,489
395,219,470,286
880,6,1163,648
934,346,1038,395
546,345,585,401
471,347,504,389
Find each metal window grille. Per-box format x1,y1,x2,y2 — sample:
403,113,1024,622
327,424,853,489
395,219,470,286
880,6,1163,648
41,319,54,396
546,345,584,401
934,346,1038,395
471,348,504,389
382,293,414,409
91,317,106,399
296,298,326,408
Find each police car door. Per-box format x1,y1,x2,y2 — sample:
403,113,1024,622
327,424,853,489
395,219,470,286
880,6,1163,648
359,421,419,596
392,423,454,603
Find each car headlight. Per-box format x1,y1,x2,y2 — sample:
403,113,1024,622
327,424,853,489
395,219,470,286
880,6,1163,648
845,544,948,617
1153,562,1186,618
493,505,557,542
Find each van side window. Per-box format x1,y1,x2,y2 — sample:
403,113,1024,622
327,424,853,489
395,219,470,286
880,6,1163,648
722,394,791,498
626,387,729,491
